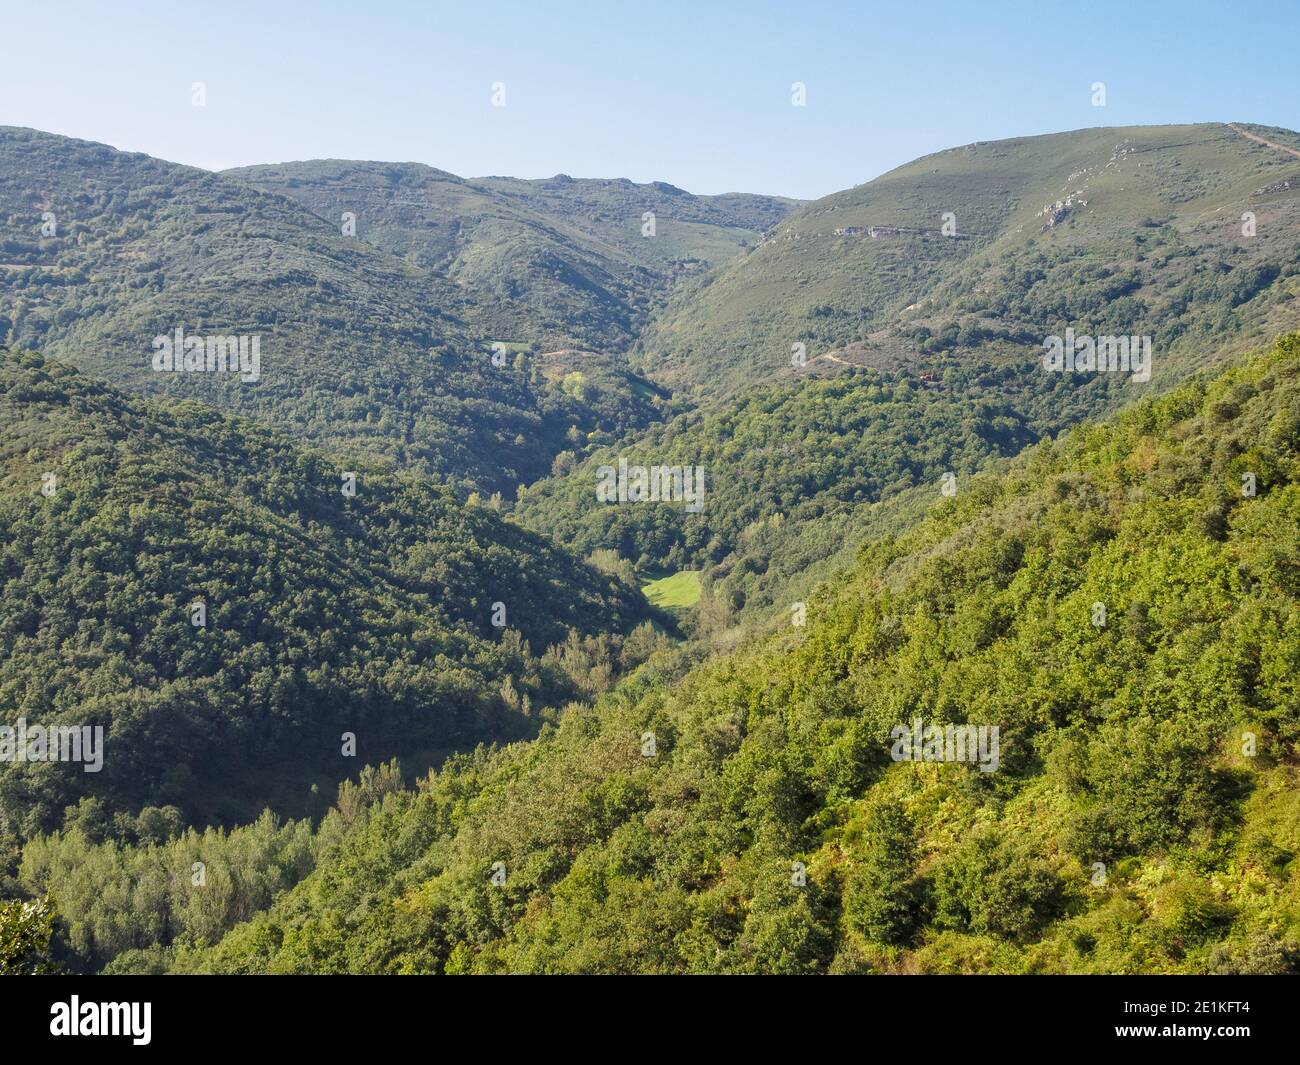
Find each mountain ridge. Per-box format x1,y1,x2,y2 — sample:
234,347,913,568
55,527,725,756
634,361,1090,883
0,126,670,493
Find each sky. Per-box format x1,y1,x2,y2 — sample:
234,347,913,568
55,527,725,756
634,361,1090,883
3,0,1298,200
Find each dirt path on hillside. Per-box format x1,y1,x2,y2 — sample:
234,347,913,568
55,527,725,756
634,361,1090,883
1227,122,1300,160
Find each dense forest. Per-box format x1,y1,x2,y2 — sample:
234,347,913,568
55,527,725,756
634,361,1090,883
516,364,1039,626
0,349,662,858
13,333,1297,975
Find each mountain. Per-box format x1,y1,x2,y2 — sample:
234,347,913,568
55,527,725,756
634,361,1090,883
0,350,658,849
33,331,1299,975
10,122,1296,505
224,160,797,353
6,121,1300,978
640,123,1300,402
0,128,671,494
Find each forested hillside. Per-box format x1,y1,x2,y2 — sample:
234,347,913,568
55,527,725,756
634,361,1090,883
4,119,1300,981
7,123,1298,505
516,364,1039,627
226,160,795,352
641,124,1300,401
0,128,667,494
0,350,659,857
36,332,1295,976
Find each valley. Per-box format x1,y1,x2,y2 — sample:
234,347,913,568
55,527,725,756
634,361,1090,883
2,116,1299,980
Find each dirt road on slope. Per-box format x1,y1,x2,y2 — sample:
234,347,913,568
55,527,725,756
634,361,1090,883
1227,122,1300,161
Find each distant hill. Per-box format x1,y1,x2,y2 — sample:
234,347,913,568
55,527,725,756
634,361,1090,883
640,123,1300,403
13,122,1295,504
224,159,797,353
0,128,673,494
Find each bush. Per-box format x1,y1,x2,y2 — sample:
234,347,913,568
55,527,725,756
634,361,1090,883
1068,716,1224,860
932,833,1065,942
842,800,920,944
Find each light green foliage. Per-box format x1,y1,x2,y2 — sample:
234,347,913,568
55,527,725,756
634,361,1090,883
0,893,58,974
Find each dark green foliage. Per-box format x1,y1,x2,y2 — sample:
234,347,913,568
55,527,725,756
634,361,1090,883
842,800,920,944
1062,716,1226,861
0,351,653,842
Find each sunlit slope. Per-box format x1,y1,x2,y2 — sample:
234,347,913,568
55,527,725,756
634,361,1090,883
148,332,1300,975
642,124,1300,398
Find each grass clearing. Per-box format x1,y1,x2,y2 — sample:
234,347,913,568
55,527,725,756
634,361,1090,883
642,569,701,609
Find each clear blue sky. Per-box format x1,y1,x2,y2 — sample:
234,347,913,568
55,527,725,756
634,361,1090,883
4,0,1297,200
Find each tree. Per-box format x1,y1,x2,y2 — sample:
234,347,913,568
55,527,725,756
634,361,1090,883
0,894,59,975
843,800,919,944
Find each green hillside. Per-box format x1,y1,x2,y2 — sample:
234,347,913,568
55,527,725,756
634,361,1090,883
5,120,1300,981
224,160,797,353
46,332,1298,976
516,366,1039,629
0,350,658,851
641,124,1300,401
0,128,665,494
